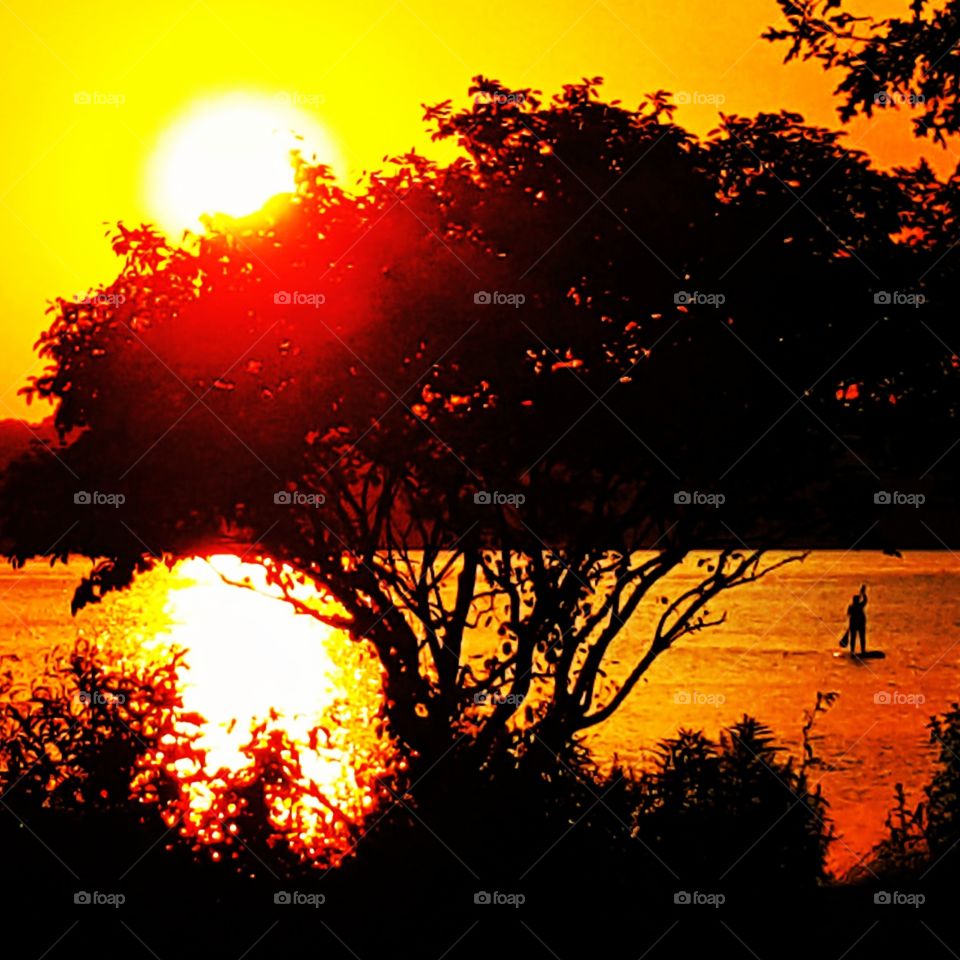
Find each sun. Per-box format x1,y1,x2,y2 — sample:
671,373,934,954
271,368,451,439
146,93,343,235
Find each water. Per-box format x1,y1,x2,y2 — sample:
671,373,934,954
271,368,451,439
2,551,959,876
582,551,960,874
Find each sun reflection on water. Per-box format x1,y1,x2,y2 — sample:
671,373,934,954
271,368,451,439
133,555,397,868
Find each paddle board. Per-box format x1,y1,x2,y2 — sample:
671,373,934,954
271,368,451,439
833,650,886,661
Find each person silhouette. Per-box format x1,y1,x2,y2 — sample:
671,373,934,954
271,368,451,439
847,584,867,655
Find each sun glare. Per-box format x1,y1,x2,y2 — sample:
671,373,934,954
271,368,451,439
135,555,396,868
146,93,343,235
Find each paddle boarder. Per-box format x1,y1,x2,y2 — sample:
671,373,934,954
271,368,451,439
847,584,868,656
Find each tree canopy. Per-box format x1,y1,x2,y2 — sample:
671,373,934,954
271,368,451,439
767,0,960,143
2,75,959,762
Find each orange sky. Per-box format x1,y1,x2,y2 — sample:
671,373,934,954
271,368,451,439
0,0,953,420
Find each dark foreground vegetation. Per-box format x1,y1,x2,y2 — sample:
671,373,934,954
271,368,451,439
1,641,957,958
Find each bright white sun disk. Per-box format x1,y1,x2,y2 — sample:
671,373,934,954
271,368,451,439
147,93,342,234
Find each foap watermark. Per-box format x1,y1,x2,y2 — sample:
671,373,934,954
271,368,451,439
674,689,726,707
674,290,725,307
473,691,524,706
474,891,525,907
274,491,325,507
74,891,125,907
874,291,925,308
274,891,326,907
474,491,525,506
72,292,125,307
674,891,725,908
77,690,126,706
874,491,925,508
274,90,325,108
74,91,125,107
874,91,925,106
874,691,926,708
675,91,726,106
474,91,525,105
74,491,125,508
874,891,925,908
274,290,326,308
474,291,525,308
674,490,725,508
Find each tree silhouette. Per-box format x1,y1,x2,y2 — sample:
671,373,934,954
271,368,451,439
767,0,960,144
2,76,959,766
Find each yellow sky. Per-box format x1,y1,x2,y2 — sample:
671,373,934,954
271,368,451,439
0,0,950,419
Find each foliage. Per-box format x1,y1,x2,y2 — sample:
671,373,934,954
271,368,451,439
766,0,960,144
869,703,960,881
0,639,397,875
0,646,835,891
632,715,833,885
2,77,959,767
